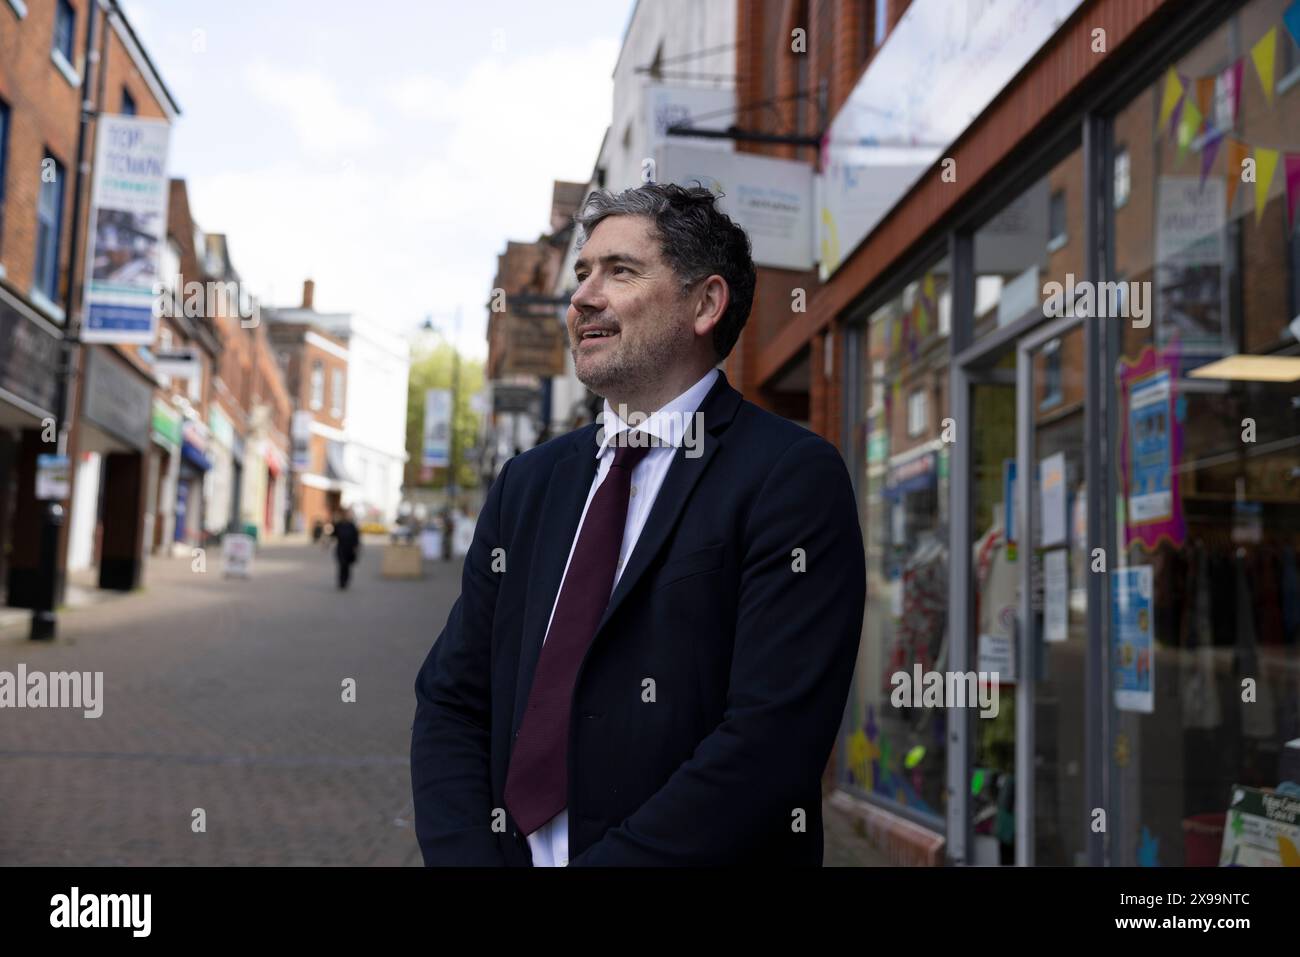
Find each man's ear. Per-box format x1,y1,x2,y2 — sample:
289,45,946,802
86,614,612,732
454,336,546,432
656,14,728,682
693,275,729,338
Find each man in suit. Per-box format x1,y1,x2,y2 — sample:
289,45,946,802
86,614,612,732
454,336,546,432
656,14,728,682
411,182,865,866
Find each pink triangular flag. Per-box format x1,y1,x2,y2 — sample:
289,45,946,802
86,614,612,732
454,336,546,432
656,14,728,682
1286,153,1300,229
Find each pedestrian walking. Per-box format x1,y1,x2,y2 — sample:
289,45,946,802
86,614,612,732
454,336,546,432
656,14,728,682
331,508,361,589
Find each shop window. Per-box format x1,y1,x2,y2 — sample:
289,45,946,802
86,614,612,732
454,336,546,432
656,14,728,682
34,151,66,304
52,0,74,62
310,360,324,411
1108,0,1300,868
841,254,951,826
1047,189,1068,252
907,389,927,436
1114,146,1131,209
1040,338,1062,409
0,99,8,261
973,142,1084,342
331,368,344,418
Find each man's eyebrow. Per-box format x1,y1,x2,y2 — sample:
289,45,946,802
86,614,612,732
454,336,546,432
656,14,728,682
573,253,648,274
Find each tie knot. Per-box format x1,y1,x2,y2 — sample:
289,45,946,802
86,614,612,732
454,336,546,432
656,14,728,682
611,439,655,470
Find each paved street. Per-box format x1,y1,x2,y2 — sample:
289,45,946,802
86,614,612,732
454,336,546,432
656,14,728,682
0,537,887,867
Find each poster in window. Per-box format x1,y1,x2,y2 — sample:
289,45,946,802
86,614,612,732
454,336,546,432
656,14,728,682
1112,565,1154,713
1154,175,1227,355
1119,346,1186,550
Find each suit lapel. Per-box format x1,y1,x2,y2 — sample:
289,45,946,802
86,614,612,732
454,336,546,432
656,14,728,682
511,425,599,737
509,371,744,736
594,371,742,645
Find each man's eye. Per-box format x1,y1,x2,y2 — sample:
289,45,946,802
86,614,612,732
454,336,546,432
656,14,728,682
612,266,629,275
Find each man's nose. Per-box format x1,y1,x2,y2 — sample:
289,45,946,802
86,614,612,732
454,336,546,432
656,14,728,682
571,278,606,314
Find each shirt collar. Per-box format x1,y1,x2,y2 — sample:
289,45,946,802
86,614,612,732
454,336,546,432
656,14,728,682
595,367,719,460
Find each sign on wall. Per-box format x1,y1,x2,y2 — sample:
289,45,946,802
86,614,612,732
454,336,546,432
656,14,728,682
657,144,815,271
818,0,1086,279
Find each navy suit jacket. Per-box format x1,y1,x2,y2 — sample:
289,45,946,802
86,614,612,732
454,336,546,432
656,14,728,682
411,370,865,865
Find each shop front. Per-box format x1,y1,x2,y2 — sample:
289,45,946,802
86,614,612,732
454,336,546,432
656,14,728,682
837,0,1300,867
148,397,182,554
175,418,212,547
69,347,153,592
0,284,64,607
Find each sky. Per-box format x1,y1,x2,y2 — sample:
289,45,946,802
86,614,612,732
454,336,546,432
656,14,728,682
118,0,634,359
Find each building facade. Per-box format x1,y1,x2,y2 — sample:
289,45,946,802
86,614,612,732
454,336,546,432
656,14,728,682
266,283,352,533
735,0,1300,867
1,0,183,601
265,287,409,526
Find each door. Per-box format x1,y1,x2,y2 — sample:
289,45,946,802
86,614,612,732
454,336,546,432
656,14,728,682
1016,316,1088,866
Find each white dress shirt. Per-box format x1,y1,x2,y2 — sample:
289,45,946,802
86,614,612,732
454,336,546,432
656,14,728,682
525,366,719,867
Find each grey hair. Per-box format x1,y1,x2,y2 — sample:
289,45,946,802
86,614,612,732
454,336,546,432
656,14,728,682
574,182,756,362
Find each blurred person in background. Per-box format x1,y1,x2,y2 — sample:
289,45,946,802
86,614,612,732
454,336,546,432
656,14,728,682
331,508,361,590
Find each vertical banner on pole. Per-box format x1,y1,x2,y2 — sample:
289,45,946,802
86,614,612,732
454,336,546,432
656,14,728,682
422,389,451,468
81,115,172,344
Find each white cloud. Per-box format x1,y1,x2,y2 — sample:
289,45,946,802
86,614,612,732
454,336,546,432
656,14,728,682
244,62,379,156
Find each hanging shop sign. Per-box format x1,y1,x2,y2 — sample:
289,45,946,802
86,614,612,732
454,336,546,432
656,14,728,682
35,454,71,501
81,115,172,345
151,397,182,449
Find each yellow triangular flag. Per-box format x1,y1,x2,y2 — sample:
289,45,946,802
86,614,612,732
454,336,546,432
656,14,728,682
1255,146,1279,224
1251,27,1277,105
1158,67,1185,132
1177,95,1202,164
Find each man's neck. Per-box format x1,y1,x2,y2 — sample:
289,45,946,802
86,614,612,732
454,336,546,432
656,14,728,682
603,365,715,419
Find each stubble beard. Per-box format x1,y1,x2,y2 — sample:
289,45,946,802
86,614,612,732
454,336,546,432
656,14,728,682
573,315,694,411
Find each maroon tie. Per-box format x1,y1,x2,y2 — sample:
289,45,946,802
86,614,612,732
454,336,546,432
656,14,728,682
505,441,654,835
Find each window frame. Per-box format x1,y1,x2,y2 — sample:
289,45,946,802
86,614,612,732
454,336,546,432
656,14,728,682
34,151,66,304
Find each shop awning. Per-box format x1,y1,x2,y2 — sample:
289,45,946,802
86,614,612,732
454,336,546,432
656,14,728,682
182,438,212,472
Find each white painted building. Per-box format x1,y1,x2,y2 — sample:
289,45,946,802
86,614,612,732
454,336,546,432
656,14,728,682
547,0,736,434
266,308,410,525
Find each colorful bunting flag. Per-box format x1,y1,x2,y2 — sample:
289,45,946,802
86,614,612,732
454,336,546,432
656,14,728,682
1285,1,1300,52
1195,75,1215,131
1255,146,1279,224
1176,94,1202,165
1216,59,1244,132
1251,27,1277,106
1157,67,1185,133
1286,153,1300,229
1226,138,1251,212
1200,128,1224,188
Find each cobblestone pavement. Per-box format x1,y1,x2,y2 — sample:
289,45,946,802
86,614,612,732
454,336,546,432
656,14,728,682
0,538,889,866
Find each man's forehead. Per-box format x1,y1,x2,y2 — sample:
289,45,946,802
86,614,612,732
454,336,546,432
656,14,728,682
578,215,658,259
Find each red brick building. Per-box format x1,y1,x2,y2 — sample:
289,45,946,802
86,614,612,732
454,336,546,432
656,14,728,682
266,280,350,532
